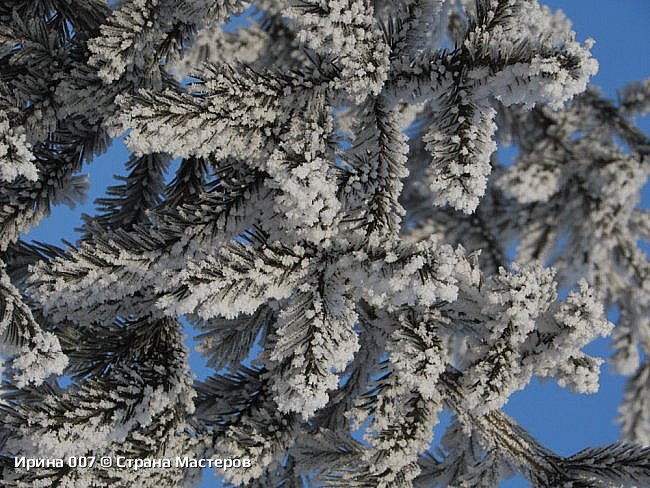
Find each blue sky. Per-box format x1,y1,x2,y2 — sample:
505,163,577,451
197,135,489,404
21,1,650,487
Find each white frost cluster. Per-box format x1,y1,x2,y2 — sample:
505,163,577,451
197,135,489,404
270,280,359,418
263,114,342,246
0,113,38,183
9,331,68,389
457,266,611,414
0,265,67,388
16,369,191,459
287,0,390,100
424,102,497,214
341,98,410,239
354,358,441,485
467,2,598,109
497,154,563,204
88,0,242,88
346,237,460,308
419,0,597,214
387,309,449,400
171,23,270,78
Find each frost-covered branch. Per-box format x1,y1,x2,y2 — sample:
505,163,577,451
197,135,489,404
2,1,649,486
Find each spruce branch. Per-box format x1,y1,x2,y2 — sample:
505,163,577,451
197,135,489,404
2,1,649,487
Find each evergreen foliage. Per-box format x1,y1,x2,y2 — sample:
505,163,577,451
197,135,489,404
0,0,649,486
